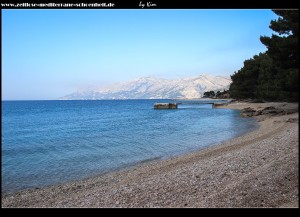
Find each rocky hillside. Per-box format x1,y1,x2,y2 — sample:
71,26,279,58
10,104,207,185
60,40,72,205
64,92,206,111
59,74,231,100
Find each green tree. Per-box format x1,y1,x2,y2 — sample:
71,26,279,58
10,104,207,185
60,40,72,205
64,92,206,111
260,9,298,101
230,53,267,99
203,91,215,98
260,10,298,69
229,10,298,102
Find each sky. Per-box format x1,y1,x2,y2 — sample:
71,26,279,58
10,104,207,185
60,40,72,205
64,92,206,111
2,9,278,100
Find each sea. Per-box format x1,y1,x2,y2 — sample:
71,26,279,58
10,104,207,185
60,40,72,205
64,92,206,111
2,99,258,194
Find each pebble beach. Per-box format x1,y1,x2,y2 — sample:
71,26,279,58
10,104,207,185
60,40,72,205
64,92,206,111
2,102,298,208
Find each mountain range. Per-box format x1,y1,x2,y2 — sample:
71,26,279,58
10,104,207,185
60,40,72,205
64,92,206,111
59,74,231,100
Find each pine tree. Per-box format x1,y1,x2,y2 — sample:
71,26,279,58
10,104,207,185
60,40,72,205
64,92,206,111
260,10,298,101
260,10,298,69
229,10,299,102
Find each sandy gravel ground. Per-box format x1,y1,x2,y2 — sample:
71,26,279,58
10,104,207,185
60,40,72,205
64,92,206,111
2,102,298,208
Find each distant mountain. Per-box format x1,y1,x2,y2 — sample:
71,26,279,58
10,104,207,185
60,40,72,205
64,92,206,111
59,74,231,100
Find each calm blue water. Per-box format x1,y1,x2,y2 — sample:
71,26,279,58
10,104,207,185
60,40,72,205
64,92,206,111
2,100,258,193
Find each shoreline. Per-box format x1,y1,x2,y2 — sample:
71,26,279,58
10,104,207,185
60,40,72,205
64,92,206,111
2,102,298,208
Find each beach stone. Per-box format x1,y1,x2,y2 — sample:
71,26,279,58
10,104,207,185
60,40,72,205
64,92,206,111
241,107,256,117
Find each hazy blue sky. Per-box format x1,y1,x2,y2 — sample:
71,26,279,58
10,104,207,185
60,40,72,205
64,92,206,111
2,9,278,100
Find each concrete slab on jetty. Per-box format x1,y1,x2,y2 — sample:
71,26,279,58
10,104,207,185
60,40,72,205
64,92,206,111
154,103,178,109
